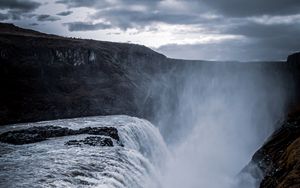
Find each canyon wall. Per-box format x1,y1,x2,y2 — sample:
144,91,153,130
0,23,299,128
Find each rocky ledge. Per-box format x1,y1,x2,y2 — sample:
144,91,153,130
243,115,300,188
65,136,114,147
0,125,122,146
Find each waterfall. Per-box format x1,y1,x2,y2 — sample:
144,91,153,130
0,115,169,188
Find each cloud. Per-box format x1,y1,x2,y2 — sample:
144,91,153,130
0,13,9,20
29,23,38,26
37,14,61,22
0,0,40,21
0,10,36,20
64,21,112,31
55,0,160,8
226,21,300,39
157,22,300,61
55,0,300,32
199,0,300,17
56,0,202,30
2,0,299,61
92,9,205,30
0,0,41,12
55,0,109,8
57,11,73,16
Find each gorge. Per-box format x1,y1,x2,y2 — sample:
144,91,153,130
0,23,300,188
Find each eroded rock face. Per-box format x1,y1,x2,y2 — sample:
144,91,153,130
244,116,300,188
0,23,179,125
0,125,120,145
2,23,300,127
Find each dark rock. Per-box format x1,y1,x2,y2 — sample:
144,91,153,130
242,116,300,188
0,125,75,144
65,136,114,147
0,125,121,145
0,23,177,125
78,127,120,141
287,52,300,64
0,132,46,145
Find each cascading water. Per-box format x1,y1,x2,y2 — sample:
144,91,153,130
155,63,289,188
0,115,169,188
0,63,292,188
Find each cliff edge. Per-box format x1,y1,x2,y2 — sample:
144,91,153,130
0,23,175,125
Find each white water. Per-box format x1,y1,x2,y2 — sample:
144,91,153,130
0,115,168,188
156,63,288,188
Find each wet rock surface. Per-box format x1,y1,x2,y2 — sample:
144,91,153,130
0,125,120,145
65,136,114,147
244,116,300,188
78,127,119,141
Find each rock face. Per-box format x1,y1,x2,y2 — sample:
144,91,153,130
239,53,300,188
1,23,300,126
0,125,120,145
0,23,181,125
287,52,300,64
243,115,300,188
2,23,300,187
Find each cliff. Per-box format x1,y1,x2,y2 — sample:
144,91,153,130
242,51,300,187
241,113,300,188
2,23,300,187
1,23,300,128
0,23,183,125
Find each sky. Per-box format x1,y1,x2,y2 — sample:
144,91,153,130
0,0,300,61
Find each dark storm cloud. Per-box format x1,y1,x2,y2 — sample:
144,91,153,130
7,10,23,20
56,0,160,8
0,10,36,20
56,0,201,30
157,18,300,61
55,0,109,8
0,0,40,21
92,9,205,30
0,0,40,12
64,22,112,31
0,13,9,20
226,21,300,39
37,14,61,22
200,0,300,17
157,22,300,61
2,0,297,61
57,11,73,16
55,0,300,29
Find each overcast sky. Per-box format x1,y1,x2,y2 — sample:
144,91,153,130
0,0,299,61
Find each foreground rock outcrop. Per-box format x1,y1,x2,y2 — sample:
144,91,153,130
238,53,300,188
243,114,300,188
0,125,120,145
